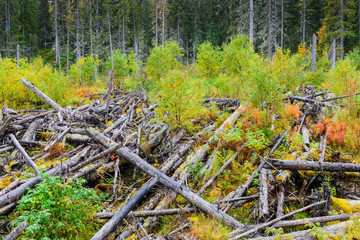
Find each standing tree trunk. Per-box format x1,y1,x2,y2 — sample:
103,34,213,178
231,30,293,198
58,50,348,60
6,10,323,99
66,1,70,75
6,0,11,57
331,39,336,68
302,0,306,48
132,0,139,61
89,0,94,55
312,34,317,72
162,0,165,45
108,13,114,71
16,44,20,67
76,1,81,61
268,0,272,59
155,0,158,46
54,0,61,70
340,0,344,60
281,0,284,51
122,7,126,52
177,5,180,43
249,0,254,47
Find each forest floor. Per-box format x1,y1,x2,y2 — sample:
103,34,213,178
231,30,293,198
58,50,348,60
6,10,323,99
1,79,360,240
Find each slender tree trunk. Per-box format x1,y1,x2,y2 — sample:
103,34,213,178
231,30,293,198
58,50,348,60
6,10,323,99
108,14,114,71
155,0,158,46
281,0,284,51
358,0,360,44
6,0,11,56
302,0,306,48
66,1,70,75
312,34,317,72
55,0,61,70
132,0,138,60
90,0,93,55
162,0,165,45
76,1,81,61
95,0,99,80
249,0,254,47
331,39,336,68
122,7,125,52
177,6,180,43
268,0,272,59
340,0,344,60
16,44,20,67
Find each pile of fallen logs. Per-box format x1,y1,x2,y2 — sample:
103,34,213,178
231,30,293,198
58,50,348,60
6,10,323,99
1,79,360,239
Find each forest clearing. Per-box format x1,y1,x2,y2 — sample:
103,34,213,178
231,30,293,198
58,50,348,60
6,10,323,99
3,0,360,239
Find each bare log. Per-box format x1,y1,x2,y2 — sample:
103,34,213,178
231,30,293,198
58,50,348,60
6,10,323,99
266,159,360,172
249,220,352,240
20,78,64,112
272,213,355,228
197,152,238,196
3,221,28,240
0,147,90,208
229,201,326,239
9,134,40,175
259,168,269,218
87,129,245,230
95,207,196,219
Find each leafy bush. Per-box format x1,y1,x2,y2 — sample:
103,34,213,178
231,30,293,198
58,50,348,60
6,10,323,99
145,41,183,82
69,54,100,86
104,50,139,87
153,69,204,129
11,174,101,240
195,41,222,78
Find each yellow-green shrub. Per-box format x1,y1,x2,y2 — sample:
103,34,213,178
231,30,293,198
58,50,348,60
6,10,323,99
145,41,183,82
153,69,204,129
195,41,222,78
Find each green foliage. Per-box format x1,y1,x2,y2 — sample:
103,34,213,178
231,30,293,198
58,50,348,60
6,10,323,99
145,41,183,82
104,50,139,85
246,130,270,151
153,69,204,129
11,174,101,240
196,41,222,78
69,54,100,86
265,227,295,240
346,48,360,70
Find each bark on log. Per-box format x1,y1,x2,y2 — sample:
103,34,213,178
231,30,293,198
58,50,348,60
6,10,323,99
95,207,196,219
259,168,269,218
266,159,360,172
3,221,28,240
20,78,64,113
229,201,326,240
197,152,238,196
87,129,244,232
0,147,90,208
9,134,40,175
91,178,158,240
249,220,352,240
272,213,355,228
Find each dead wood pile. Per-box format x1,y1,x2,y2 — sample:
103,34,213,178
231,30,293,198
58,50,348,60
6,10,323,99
0,80,360,239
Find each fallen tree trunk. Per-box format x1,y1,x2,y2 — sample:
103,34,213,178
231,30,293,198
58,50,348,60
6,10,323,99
87,128,245,238
20,78,64,113
3,221,28,240
95,207,196,219
229,201,326,239
266,159,360,172
249,220,352,240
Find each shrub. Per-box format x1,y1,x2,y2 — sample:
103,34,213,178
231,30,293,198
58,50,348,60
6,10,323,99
69,54,100,86
145,41,183,82
104,50,139,87
153,69,204,129
195,41,222,78
11,174,101,240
